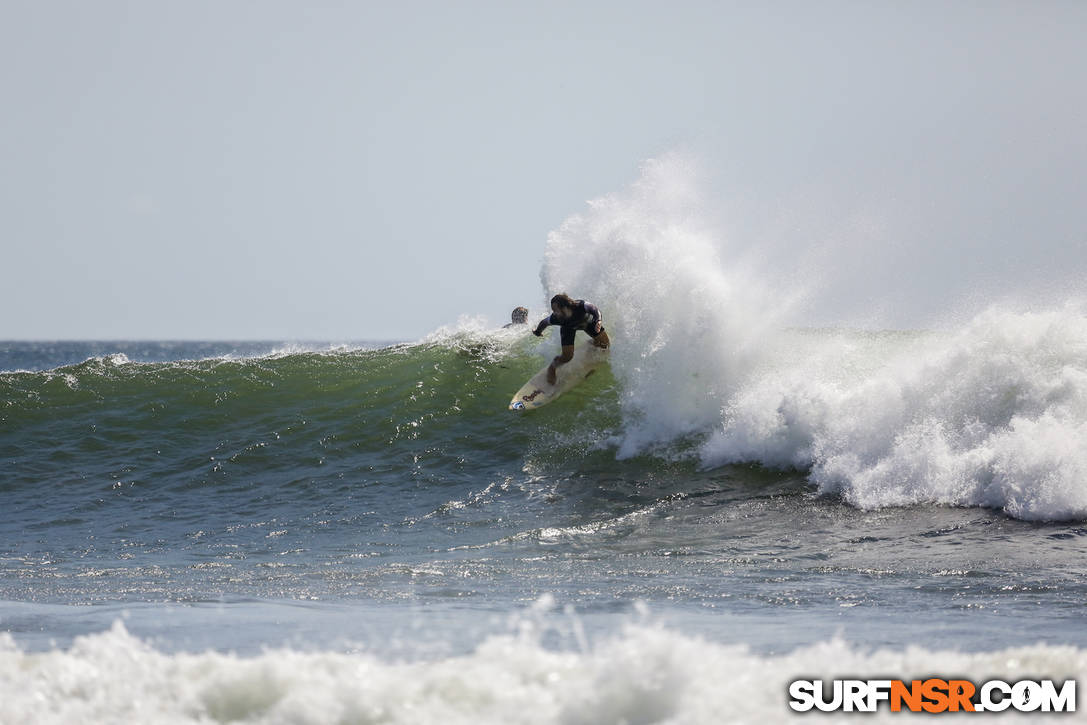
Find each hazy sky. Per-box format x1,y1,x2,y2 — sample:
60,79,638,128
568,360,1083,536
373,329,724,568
2,1,1085,339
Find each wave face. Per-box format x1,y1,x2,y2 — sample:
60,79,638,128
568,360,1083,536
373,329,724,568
1,332,637,604
0,331,618,514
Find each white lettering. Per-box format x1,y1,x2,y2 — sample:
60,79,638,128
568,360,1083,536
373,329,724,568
867,680,892,710
1040,680,1076,712
842,680,868,712
788,680,816,712
789,677,1075,713
1013,680,1042,712
981,681,1012,712
815,680,843,712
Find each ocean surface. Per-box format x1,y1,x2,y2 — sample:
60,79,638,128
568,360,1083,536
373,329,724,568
3,323,1087,723
3,159,1086,723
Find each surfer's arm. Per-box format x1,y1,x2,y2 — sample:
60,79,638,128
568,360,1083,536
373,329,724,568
532,316,553,337
583,303,602,333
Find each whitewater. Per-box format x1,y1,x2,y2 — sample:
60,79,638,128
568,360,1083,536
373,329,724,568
3,156,1087,722
541,156,1087,521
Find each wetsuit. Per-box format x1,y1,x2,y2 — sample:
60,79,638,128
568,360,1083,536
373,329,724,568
533,301,605,346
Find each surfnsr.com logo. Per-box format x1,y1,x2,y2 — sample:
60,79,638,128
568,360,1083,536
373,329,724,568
788,679,1076,713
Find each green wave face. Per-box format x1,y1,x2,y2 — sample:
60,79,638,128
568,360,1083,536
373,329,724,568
1,336,623,498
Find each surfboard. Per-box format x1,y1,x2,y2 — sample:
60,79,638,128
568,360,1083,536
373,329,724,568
509,342,609,410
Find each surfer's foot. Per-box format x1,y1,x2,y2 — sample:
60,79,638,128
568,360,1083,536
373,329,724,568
546,365,557,385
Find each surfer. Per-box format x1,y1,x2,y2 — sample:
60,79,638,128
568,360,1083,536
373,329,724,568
503,307,529,328
532,293,610,384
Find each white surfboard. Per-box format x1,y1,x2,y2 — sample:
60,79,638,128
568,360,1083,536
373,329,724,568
509,343,609,410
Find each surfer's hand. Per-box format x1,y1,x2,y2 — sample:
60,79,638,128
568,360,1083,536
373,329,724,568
533,329,543,337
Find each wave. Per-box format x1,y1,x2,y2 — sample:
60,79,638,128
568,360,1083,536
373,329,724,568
0,341,403,374
542,155,803,459
701,306,1087,521
0,330,621,503
2,617,1083,724
541,154,1087,522
6,156,1087,523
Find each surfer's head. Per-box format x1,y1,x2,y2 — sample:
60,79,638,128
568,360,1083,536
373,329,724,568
510,307,529,324
550,293,576,319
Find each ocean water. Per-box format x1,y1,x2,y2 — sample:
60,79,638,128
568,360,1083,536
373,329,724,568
4,324,1087,722
5,162,1087,722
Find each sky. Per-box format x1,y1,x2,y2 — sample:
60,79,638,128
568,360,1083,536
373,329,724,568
2,0,1085,340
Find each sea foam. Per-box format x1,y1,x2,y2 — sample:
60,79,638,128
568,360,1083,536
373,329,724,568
703,305,1087,521
541,154,800,459
543,154,1087,521
2,620,1083,724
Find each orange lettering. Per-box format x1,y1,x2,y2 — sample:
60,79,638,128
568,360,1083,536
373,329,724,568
891,680,923,712
948,680,976,712
921,679,949,713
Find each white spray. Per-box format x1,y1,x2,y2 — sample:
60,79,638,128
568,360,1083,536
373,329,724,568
702,305,1087,521
543,154,1087,521
540,154,802,457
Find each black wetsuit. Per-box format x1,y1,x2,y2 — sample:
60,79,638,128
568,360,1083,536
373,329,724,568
534,301,604,346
